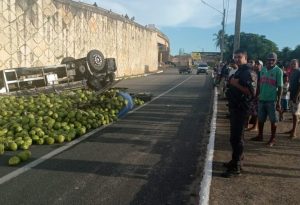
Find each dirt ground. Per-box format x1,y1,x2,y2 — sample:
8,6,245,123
209,98,300,205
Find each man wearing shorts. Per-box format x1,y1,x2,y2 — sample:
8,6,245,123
251,53,283,146
286,59,300,139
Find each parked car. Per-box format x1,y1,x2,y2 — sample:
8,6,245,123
178,66,192,74
197,63,209,74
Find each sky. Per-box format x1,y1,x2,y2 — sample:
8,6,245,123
80,0,300,55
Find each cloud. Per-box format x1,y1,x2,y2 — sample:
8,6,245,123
241,0,300,22
80,0,300,28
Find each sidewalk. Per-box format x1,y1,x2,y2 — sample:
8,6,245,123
209,98,300,205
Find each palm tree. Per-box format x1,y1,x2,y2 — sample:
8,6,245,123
213,30,222,49
213,29,228,50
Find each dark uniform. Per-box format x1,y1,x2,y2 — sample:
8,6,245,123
226,64,256,169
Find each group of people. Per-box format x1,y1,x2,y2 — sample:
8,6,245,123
216,49,300,178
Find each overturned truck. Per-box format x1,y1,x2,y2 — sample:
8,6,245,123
0,50,117,94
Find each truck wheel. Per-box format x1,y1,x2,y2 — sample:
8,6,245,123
78,64,86,75
87,50,105,73
61,57,75,64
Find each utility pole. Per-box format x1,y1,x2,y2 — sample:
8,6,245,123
233,0,242,52
220,8,225,62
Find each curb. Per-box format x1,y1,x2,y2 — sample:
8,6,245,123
199,87,218,205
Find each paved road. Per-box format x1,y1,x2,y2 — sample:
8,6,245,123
0,68,214,205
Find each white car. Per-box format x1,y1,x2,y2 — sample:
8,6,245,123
197,63,209,74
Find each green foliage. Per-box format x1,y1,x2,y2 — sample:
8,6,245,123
277,45,300,64
214,31,300,63
213,29,228,50
290,45,300,60
221,32,279,61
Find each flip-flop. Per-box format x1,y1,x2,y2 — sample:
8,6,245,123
266,140,275,147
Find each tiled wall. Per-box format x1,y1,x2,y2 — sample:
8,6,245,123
0,0,159,76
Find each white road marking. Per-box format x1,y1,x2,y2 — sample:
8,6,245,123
116,70,163,80
198,87,218,205
0,125,109,185
128,75,193,113
0,75,193,185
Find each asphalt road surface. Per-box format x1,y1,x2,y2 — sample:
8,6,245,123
0,68,214,205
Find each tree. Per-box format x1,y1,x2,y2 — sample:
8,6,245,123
213,30,222,49
214,31,299,63
213,29,228,50
290,45,300,60
278,45,300,64
279,47,291,60
222,32,279,61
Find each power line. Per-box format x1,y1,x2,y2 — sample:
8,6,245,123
201,0,226,61
200,0,223,15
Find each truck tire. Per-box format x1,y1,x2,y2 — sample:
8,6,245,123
87,50,105,73
78,64,86,75
61,57,75,65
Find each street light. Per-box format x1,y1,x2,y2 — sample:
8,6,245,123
201,0,226,62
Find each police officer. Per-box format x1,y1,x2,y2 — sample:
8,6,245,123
222,49,257,178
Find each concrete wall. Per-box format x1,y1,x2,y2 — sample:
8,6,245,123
0,0,161,76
